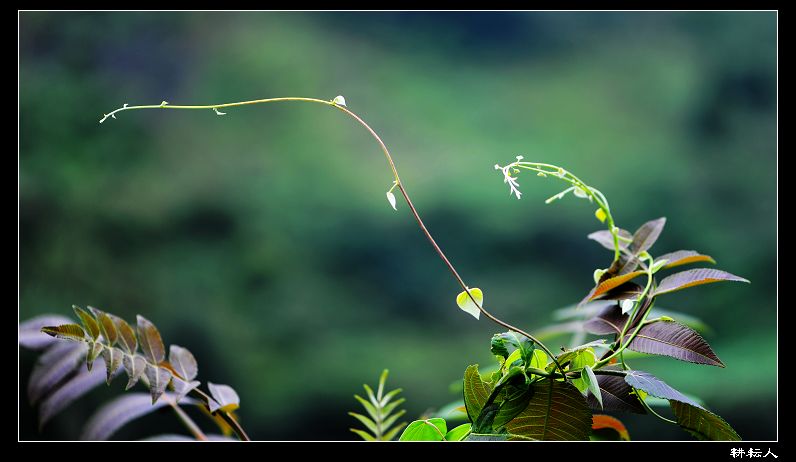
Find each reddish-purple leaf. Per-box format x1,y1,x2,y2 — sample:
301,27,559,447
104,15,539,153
599,282,645,301
656,250,716,269
20,315,74,350
630,217,666,255
670,401,741,441
581,271,646,306
123,354,147,390
623,370,702,409
628,320,724,367
583,304,628,335
588,229,632,251
587,374,646,414
101,346,124,384
137,315,165,364
653,268,749,297
145,364,172,404
112,315,137,354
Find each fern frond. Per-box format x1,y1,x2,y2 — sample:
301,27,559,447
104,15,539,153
349,369,407,441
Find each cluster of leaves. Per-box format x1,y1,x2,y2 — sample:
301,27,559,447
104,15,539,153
349,370,407,441
398,217,747,441
19,307,245,440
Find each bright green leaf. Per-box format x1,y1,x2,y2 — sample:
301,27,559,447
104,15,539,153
444,423,472,441
399,418,447,441
456,288,483,320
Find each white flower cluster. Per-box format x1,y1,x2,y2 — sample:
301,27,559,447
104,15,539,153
494,155,525,200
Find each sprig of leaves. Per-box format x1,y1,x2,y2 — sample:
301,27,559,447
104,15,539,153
20,307,248,440
349,369,407,441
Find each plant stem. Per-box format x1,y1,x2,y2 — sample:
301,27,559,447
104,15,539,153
189,388,251,441
167,398,208,441
101,97,567,379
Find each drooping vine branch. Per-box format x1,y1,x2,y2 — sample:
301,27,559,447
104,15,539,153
99,96,566,378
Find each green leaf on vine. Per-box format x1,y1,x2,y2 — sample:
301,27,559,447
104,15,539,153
463,365,492,423
505,379,592,440
490,331,534,364
444,423,472,441
456,288,483,320
399,418,447,441
670,401,741,441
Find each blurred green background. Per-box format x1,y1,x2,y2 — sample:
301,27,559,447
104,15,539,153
19,12,776,441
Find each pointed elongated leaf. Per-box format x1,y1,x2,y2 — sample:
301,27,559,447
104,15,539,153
208,383,240,413
399,418,447,441
137,315,165,364
463,365,492,422
654,269,749,297
623,370,702,409
628,320,724,366
170,376,200,401
581,271,646,305
505,379,592,440
354,394,379,422
381,410,407,434
101,346,124,384
591,414,630,441
73,306,100,340
86,341,103,372
169,345,198,381
583,304,628,335
657,250,716,269
81,393,171,440
587,374,646,414
41,324,87,342
382,423,407,441
670,401,740,441
348,412,379,436
19,315,73,350
630,217,666,255
350,428,376,441
145,364,172,404
28,342,88,404
39,356,110,428
88,307,118,346
112,315,137,354
588,228,632,251
380,388,402,407
123,354,147,390
582,366,602,409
